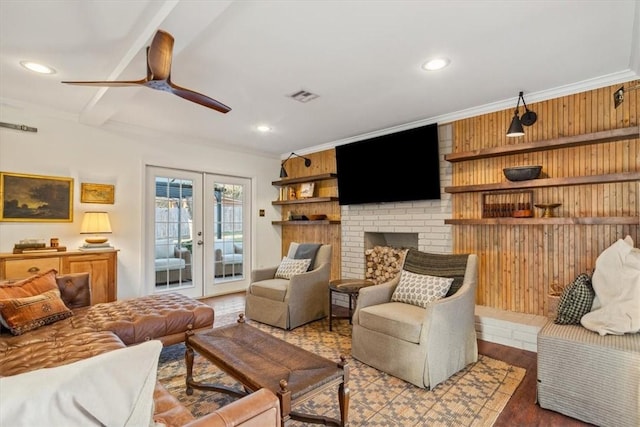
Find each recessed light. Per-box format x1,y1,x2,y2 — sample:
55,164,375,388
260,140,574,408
257,125,271,132
421,57,450,71
20,61,56,74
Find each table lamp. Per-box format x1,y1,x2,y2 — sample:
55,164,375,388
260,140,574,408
80,211,112,244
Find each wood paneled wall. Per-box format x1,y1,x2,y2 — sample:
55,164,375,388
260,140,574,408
279,149,341,280
450,82,639,315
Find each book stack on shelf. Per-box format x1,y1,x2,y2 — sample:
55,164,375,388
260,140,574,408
13,240,67,254
79,242,114,251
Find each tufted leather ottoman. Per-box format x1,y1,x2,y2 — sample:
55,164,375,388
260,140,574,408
75,292,214,346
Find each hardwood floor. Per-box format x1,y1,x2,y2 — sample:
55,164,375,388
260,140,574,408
202,292,593,427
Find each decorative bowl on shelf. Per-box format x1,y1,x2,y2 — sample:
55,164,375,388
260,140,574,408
535,203,561,218
503,165,542,182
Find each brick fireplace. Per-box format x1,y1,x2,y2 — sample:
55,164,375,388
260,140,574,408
339,124,454,279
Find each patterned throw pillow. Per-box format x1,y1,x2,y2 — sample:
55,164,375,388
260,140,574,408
391,270,454,308
0,289,73,335
274,257,312,280
555,273,595,325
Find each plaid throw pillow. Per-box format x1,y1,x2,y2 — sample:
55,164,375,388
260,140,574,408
555,273,595,325
275,257,312,280
391,270,454,308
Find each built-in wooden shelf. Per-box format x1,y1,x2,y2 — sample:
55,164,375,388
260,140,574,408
272,173,337,186
272,197,339,205
444,126,639,162
445,172,640,194
271,220,341,225
445,217,639,225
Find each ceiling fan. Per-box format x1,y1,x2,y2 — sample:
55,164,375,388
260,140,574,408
62,29,231,114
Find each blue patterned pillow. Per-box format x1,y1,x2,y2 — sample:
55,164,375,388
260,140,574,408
555,273,595,325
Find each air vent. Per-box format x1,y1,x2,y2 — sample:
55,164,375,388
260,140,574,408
288,90,319,103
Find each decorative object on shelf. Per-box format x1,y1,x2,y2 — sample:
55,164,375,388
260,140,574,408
50,238,59,247
280,152,311,178
535,203,562,218
503,165,542,181
0,172,74,222
288,187,297,200
299,182,315,198
506,91,537,137
482,190,533,218
80,211,112,244
307,214,327,221
80,183,115,204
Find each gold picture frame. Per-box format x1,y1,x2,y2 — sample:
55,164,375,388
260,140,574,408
0,172,74,222
80,183,115,204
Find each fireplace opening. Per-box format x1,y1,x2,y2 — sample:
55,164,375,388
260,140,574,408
364,232,418,284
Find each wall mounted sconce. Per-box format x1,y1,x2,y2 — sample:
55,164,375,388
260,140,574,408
80,211,112,245
506,91,537,137
280,152,311,178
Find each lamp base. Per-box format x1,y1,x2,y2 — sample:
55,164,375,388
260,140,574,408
85,237,108,244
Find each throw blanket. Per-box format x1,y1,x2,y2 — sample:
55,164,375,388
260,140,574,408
403,249,469,296
581,236,640,335
294,243,322,270
0,340,162,427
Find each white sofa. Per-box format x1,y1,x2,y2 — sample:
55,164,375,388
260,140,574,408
214,239,243,277
155,240,192,284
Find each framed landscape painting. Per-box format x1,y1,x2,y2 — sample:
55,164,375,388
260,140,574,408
81,182,115,204
0,172,74,222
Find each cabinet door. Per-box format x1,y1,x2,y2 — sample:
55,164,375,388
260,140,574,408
63,253,116,304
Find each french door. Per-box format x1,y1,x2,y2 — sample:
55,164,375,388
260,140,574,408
146,166,249,298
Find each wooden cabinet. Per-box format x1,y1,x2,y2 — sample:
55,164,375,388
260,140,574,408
0,250,118,304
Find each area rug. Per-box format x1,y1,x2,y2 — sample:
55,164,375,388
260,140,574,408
157,312,525,426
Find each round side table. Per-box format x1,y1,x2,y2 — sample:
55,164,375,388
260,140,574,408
329,279,374,331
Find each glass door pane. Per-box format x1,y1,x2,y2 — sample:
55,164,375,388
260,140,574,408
146,167,203,298
205,175,249,296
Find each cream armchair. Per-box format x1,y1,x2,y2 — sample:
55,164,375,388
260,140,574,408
352,251,478,389
245,242,331,330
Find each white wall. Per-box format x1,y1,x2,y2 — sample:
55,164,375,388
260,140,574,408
0,105,283,299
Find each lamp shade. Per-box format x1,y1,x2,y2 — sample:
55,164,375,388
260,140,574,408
80,212,112,244
506,114,525,137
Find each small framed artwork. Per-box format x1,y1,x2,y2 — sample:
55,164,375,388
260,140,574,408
81,183,115,204
299,182,315,198
0,172,74,222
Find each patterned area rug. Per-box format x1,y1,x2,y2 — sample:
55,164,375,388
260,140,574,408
157,312,525,426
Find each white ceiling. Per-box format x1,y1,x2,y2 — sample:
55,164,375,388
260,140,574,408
1,0,638,157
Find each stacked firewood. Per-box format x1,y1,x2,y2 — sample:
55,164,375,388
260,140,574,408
364,245,407,284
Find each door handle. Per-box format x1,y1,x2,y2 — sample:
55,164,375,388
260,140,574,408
197,240,204,246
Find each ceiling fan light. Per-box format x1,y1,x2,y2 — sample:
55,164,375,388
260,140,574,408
506,114,525,137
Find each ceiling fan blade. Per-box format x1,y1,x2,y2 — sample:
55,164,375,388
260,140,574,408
168,81,231,113
147,30,174,80
62,79,147,87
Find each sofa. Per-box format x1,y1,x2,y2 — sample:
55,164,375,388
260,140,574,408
214,239,243,277
156,239,193,284
0,269,280,427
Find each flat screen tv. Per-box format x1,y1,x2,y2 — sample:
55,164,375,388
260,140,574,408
335,123,441,205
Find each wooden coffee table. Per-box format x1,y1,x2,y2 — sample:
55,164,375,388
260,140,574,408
185,314,349,426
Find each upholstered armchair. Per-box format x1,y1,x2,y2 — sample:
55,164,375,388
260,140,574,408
352,250,478,389
245,242,332,330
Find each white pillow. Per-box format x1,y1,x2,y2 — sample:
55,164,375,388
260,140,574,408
590,235,634,310
0,340,162,427
275,256,312,279
391,270,454,308
582,246,640,335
